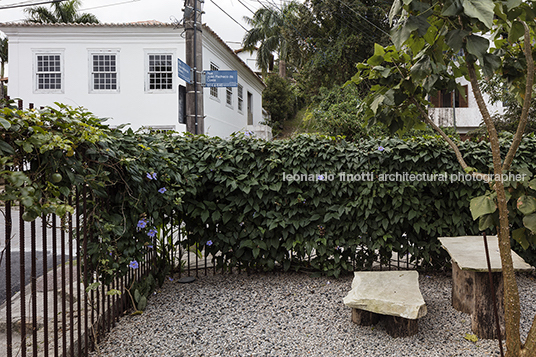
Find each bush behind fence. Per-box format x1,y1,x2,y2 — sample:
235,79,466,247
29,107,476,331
2,104,536,283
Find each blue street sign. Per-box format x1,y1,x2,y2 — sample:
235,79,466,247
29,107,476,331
204,70,238,87
178,58,193,84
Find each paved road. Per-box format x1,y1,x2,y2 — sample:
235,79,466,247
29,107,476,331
0,251,65,305
1,207,75,305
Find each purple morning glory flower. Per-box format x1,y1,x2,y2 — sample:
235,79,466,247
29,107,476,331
109,252,113,256
129,260,139,269
158,187,167,194
317,175,325,181
147,228,157,238
146,172,152,180
152,172,157,180
206,240,213,246
378,146,385,152
137,219,147,229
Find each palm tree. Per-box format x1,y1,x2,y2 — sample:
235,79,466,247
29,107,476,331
242,2,298,78
24,0,99,24
0,37,8,101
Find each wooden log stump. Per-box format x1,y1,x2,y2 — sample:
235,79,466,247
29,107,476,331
451,261,474,315
384,315,419,338
351,308,380,326
471,271,505,340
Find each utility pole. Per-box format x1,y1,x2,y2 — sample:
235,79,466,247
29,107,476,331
184,0,204,134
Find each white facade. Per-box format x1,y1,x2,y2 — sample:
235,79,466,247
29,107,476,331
428,77,504,135
1,22,266,138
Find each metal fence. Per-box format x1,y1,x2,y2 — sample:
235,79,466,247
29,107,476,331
1,187,156,357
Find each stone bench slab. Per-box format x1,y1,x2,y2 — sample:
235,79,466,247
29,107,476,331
343,271,427,320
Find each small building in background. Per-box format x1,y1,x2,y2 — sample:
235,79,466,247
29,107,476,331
428,78,503,136
1,21,269,139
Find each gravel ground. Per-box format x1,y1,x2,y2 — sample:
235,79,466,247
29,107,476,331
90,270,536,357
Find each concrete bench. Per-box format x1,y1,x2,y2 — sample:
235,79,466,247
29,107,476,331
343,271,427,337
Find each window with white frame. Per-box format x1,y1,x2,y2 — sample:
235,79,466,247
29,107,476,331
226,87,233,106
210,62,218,98
90,51,118,92
147,54,173,91
35,53,62,92
237,84,243,112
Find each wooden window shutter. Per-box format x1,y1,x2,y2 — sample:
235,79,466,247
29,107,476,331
430,91,441,107
458,85,469,107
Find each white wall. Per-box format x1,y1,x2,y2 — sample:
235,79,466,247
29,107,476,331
428,76,503,134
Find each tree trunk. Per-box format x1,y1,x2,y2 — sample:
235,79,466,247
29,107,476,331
279,59,286,78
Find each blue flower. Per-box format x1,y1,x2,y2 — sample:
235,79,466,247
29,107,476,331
158,187,167,194
147,245,154,249
109,252,113,256
317,174,325,181
137,219,147,229
169,277,174,281
206,240,213,246
146,172,153,180
147,228,157,238
378,146,385,152
152,172,157,180
129,260,139,269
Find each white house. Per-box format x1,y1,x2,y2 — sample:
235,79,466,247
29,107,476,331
428,77,504,136
0,21,267,138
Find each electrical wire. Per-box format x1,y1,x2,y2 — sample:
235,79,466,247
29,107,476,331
0,0,66,10
81,0,141,12
237,0,255,14
210,0,249,32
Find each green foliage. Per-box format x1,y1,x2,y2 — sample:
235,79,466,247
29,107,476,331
170,134,536,277
472,75,536,137
262,75,297,125
4,103,536,285
290,0,392,96
303,84,388,140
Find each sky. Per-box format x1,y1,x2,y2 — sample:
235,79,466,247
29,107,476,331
0,0,295,48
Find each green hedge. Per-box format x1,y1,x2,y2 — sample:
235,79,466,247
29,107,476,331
2,104,535,280
170,133,536,276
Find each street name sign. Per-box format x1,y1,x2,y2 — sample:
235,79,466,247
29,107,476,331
177,58,193,84
204,70,238,87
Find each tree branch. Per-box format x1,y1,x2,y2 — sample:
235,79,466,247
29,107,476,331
410,97,489,182
503,21,534,172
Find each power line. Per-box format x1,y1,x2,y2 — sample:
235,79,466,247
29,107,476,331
209,0,249,32
81,0,141,12
339,0,391,38
237,0,255,14
0,0,66,10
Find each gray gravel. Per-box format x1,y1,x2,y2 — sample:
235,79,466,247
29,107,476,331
90,271,536,357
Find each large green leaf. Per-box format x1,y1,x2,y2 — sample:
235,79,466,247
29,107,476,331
410,55,432,81
512,228,530,250
465,35,490,61
523,213,536,234
445,29,470,52
518,195,536,215
441,0,463,16
389,0,403,25
478,214,495,231
470,194,496,220
462,0,495,28
509,20,525,43
482,53,501,79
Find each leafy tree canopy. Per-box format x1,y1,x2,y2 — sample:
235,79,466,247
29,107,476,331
353,0,536,355
25,0,99,24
